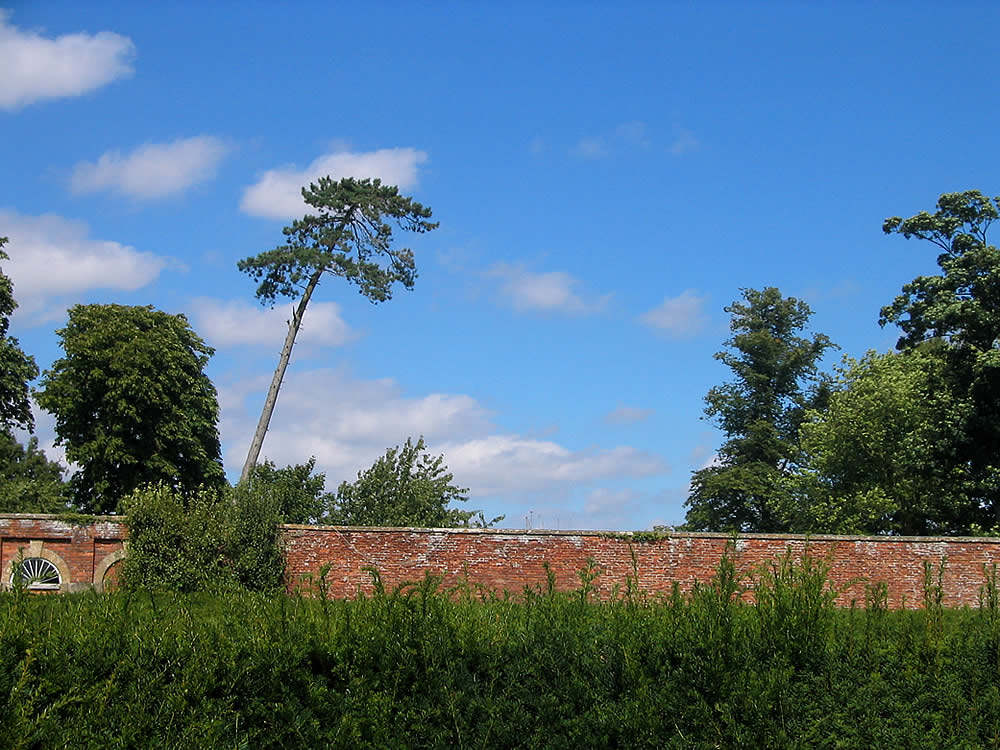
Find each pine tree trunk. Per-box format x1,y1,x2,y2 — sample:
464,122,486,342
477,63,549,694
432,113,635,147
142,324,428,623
239,269,323,484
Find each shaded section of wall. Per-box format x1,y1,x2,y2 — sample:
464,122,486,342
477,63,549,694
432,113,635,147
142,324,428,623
4,515,1000,607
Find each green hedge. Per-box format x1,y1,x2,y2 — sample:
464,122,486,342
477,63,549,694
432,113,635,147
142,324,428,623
2,552,1000,748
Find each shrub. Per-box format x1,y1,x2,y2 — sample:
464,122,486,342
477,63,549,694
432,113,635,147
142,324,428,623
120,482,284,593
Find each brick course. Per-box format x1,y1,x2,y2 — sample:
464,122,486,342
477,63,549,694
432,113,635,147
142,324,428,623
1,515,127,593
5,514,1000,607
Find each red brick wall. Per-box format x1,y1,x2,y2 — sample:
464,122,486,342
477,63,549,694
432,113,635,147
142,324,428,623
281,526,1000,608
5,514,1000,608
1,515,127,593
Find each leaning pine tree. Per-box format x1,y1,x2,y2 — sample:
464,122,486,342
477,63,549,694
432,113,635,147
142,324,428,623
237,177,437,483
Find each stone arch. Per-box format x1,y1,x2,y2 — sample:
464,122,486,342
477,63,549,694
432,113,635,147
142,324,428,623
6,540,73,593
94,547,127,593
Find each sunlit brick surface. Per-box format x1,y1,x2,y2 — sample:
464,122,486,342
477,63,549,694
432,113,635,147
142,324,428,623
6,514,1000,608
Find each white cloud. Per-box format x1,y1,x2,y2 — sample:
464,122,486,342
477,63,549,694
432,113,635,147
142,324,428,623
70,136,230,199
439,437,664,496
639,290,709,338
219,368,667,500
0,210,168,321
487,262,609,315
572,137,607,160
0,10,135,110
698,453,722,470
190,298,354,350
603,406,653,425
220,368,492,481
241,147,428,220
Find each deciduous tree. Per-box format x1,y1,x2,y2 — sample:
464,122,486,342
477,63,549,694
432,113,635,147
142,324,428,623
791,347,974,535
241,457,333,524
237,177,437,483
685,288,835,532
36,304,225,513
881,191,1000,526
331,437,495,528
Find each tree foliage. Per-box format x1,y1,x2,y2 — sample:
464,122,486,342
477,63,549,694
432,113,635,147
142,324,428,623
120,483,284,593
244,457,333,524
331,437,494,528
0,432,69,514
36,304,225,513
881,190,1000,528
239,177,436,306
881,191,1000,351
685,288,835,532
237,177,437,482
0,237,39,433
791,348,974,535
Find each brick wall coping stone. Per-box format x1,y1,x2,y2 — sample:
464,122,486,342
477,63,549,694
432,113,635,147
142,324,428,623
6,514,1000,546
280,522,1000,544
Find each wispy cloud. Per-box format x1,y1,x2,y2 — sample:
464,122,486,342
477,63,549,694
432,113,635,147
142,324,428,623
487,262,609,315
572,121,654,159
0,9,134,110
0,210,168,322
241,147,428,220
603,406,654,425
639,289,709,338
189,298,354,349
71,136,231,199
668,127,699,156
582,487,643,529
615,121,650,147
572,136,607,160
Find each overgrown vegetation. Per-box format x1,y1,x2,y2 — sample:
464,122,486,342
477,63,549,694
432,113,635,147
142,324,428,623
119,483,285,593
3,551,1000,747
117,439,489,599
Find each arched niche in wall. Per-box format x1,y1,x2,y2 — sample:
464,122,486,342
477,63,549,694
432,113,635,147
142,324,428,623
94,547,127,593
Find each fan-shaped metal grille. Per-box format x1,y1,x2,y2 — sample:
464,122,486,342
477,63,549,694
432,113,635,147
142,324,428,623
14,558,60,588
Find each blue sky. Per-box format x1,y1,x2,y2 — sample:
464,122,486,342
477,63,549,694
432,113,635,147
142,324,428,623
2,2,998,529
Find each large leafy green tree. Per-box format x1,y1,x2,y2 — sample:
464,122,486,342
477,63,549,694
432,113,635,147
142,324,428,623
36,304,225,513
684,288,835,532
792,347,974,535
242,457,333,524
881,191,1000,527
237,177,437,483
330,437,492,528
0,236,38,433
